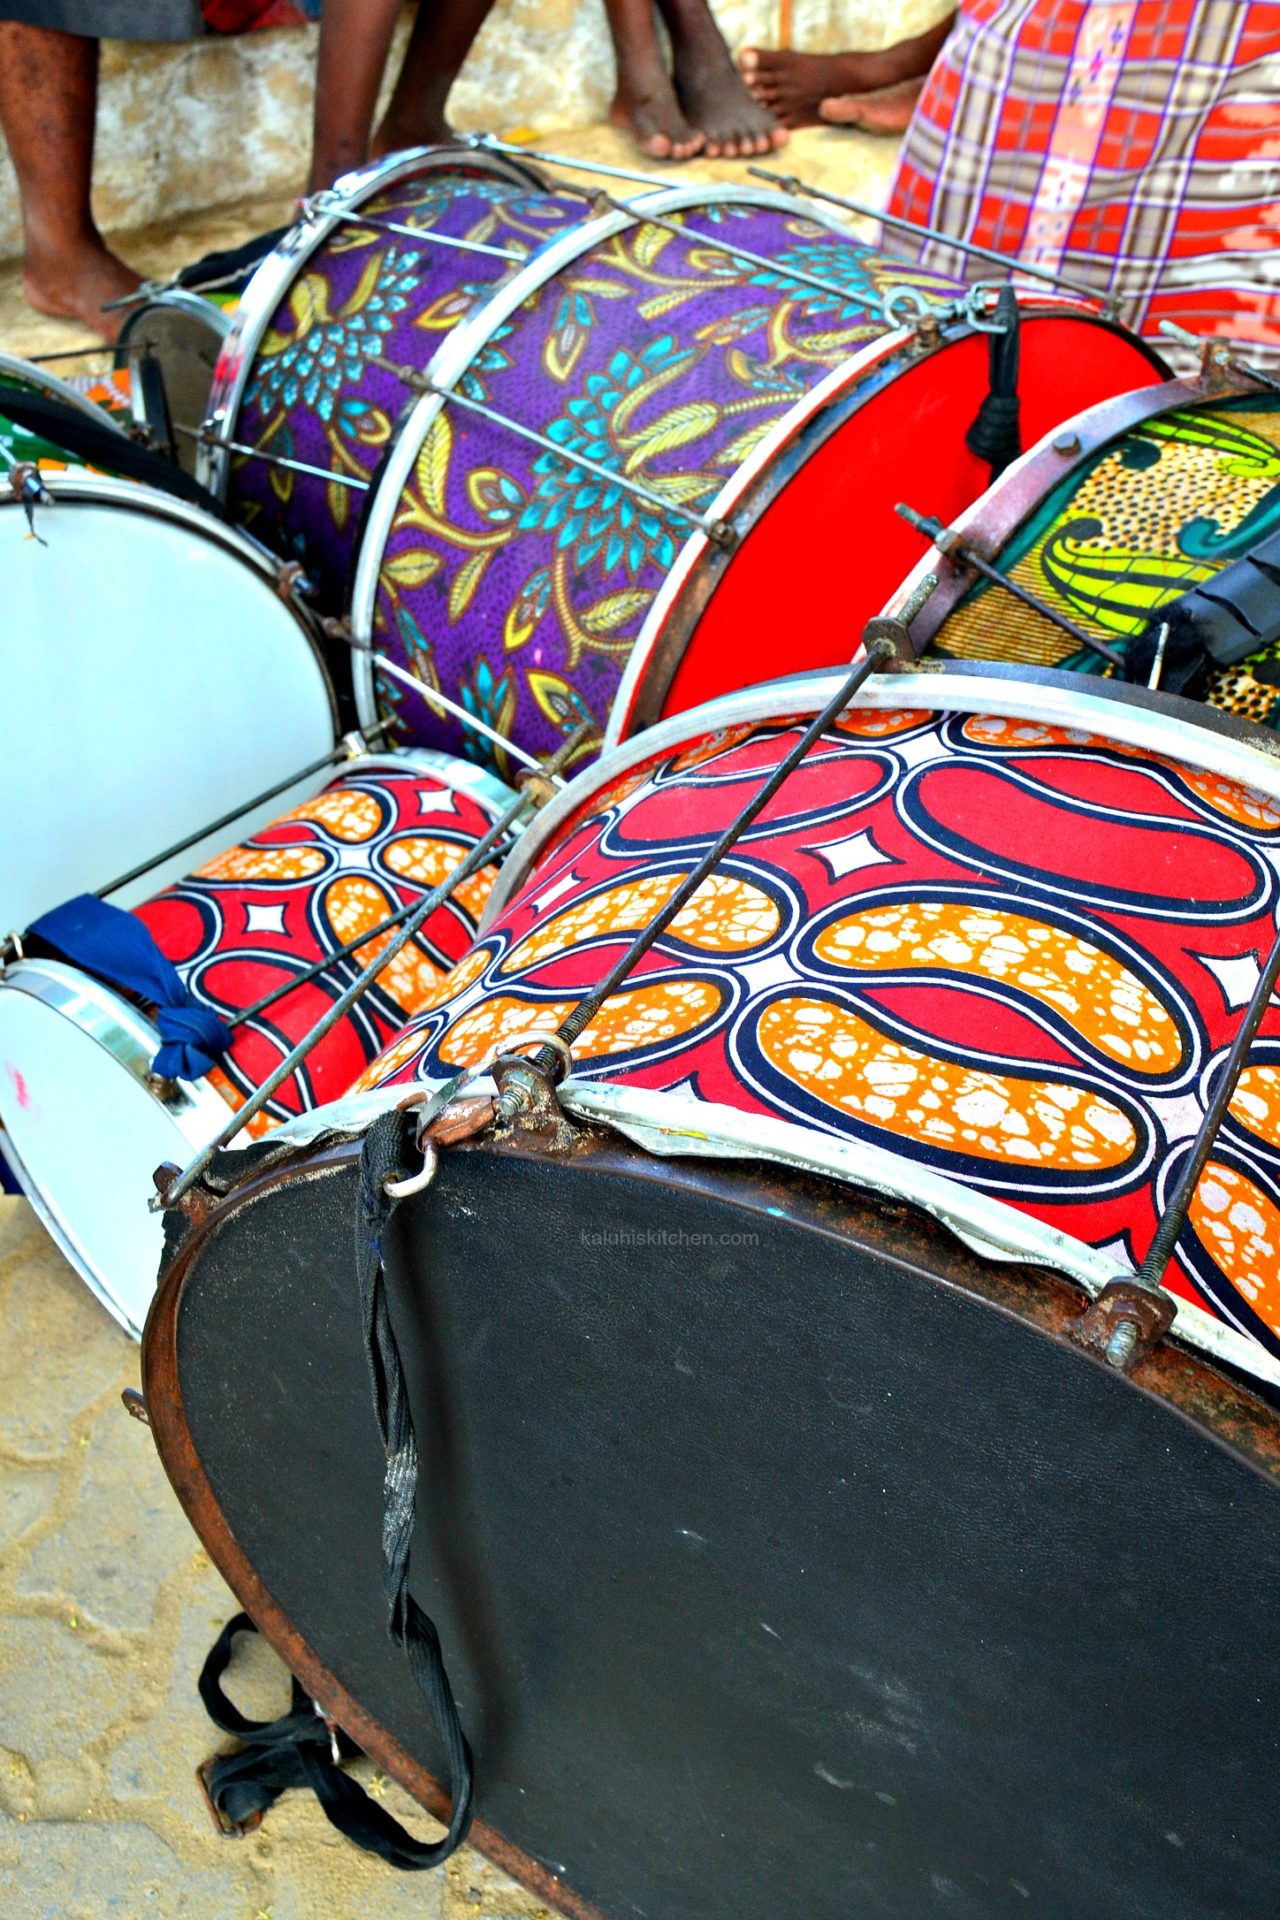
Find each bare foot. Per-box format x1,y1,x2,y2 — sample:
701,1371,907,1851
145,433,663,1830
741,23,950,129
22,235,141,344
610,62,704,161
669,22,787,158
739,47,882,128
818,76,926,136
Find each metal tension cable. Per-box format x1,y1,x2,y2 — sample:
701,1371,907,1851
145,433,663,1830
153,727,586,1214
490,640,897,1120
226,720,598,1033
746,165,1119,316
896,501,1127,671
174,423,373,492
299,192,528,263
320,621,569,778
1072,908,1280,1370
360,351,734,547
463,134,880,312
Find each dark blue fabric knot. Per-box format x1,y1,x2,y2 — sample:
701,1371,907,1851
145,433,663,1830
28,893,232,1082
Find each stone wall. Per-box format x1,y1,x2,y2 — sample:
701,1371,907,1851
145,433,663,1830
0,0,951,259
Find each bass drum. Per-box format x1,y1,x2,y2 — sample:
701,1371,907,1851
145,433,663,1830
361,662,1280,1379
141,664,1280,1920
200,143,582,610
883,374,1280,725
0,751,512,1336
347,187,1164,773
0,474,337,933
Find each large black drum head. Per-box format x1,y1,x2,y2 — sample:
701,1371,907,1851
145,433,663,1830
155,1129,1280,1920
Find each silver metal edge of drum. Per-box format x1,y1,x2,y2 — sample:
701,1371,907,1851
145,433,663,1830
344,745,520,822
345,181,865,736
479,663,1280,929
605,287,1098,751
197,144,543,499
603,335,914,751
0,959,230,1339
880,374,1211,637
254,1073,1280,1397
119,287,236,337
0,348,128,435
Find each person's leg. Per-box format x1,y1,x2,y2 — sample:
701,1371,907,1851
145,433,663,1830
739,17,953,130
309,0,403,190
605,0,702,161
372,0,499,154
657,0,784,158
0,22,138,340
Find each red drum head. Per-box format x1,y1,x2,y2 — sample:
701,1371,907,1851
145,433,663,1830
657,317,1166,720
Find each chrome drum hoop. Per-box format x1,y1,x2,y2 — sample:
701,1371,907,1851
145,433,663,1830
198,142,549,499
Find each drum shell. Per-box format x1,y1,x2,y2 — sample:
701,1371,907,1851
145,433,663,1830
117,289,236,476
349,191,1164,771
142,1113,1280,1920
886,378,1280,726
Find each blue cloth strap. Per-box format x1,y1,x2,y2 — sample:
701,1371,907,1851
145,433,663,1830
29,893,232,1083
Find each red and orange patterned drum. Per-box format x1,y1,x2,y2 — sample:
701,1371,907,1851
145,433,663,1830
0,751,513,1335
351,667,1280,1387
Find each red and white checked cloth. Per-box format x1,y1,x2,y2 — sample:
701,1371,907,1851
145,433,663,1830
885,0,1280,368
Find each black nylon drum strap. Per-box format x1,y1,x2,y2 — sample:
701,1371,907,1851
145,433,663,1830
197,1613,466,1867
193,1109,474,1870
353,1105,476,1858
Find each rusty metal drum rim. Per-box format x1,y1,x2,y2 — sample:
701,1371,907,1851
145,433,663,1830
344,181,866,736
197,143,546,499
251,1069,1280,1398
879,374,1219,647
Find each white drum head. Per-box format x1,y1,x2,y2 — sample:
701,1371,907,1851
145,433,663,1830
0,963,233,1336
0,476,336,933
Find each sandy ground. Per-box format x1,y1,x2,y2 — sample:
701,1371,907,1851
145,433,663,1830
0,121,897,360
0,115,900,1917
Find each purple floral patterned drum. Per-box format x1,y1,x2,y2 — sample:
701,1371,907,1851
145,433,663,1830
200,144,584,610
344,179,1163,777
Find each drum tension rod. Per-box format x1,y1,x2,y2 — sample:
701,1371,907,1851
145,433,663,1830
153,728,591,1215
499,640,898,1125
587,189,878,313
746,166,1120,318
896,502,1127,672
362,353,736,548
321,617,573,777
1071,909,1280,1372
90,724,394,904
224,722,596,1034
174,423,373,492
300,193,528,263
1159,322,1280,396
3,455,52,539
